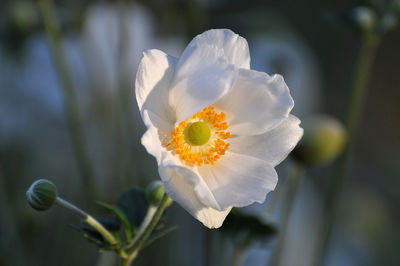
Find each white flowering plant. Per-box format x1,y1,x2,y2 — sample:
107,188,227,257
24,0,399,264
136,29,303,228
27,28,303,265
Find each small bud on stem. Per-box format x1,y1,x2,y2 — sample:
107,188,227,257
26,179,57,211
26,179,118,245
146,181,173,206
293,115,348,165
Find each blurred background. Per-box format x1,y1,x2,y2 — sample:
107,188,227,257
0,0,399,265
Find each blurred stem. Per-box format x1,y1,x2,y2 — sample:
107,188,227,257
37,0,96,201
345,34,380,139
231,246,248,266
95,252,118,266
0,165,28,265
121,194,172,265
204,230,213,266
114,4,136,188
265,169,291,215
230,233,254,266
269,163,305,266
313,33,380,266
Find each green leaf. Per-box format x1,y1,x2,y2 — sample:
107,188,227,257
117,188,149,229
97,201,132,241
222,208,276,243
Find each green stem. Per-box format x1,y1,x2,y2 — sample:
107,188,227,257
269,163,304,266
345,34,380,137
37,0,96,200
55,197,88,218
55,197,119,246
313,34,380,266
86,216,118,246
122,194,171,265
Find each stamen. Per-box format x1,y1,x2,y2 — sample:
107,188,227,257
166,106,232,166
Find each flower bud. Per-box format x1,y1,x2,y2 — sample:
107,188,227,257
26,179,57,211
352,6,377,32
146,181,173,206
293,115,347,165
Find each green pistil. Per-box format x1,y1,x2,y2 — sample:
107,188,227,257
185,121,211,146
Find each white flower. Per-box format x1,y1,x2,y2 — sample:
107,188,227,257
135,29,303,228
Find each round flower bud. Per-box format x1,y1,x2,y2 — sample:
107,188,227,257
26,179,57,211
146,181,173,206
293,115,347,165
352,6,377,32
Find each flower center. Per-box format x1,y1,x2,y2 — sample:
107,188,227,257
166,106,232,167
185,121,211,146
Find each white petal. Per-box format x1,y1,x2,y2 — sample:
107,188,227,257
160,164,222,211
187,29,251,69
198,152,278,210
215,69,294,135
160,166,231,229
135,49,177,127
229,115,303,167
141,110,166,165
141,111,222,211
169,29,251,123
169,51,235,124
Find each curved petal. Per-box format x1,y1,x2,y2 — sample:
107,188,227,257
198,152,278,210
141,110,171,165
228,115,303,167
160,166,231,228
186,29,250,69
215,69,294,135
141,111,222,211
169,29,252,124
135,49,177,127
169,49,236,124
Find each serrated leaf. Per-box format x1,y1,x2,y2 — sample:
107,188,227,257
117,188,149,229
97,201,132,241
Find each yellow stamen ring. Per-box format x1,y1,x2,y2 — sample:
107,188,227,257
166,106,232,167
